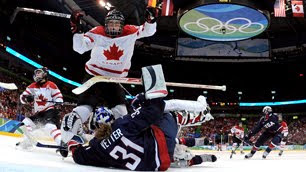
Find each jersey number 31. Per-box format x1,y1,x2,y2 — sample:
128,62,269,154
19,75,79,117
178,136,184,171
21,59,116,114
110,136,144,170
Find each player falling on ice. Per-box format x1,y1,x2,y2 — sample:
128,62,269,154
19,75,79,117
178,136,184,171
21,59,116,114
230,122,245,158
60,63,214,157
244,106,286,159
17,67,63,149
60,68,216,171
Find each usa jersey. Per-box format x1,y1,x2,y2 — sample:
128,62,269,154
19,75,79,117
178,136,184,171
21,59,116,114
249,113,281,136
231,125,244,139
281,121,288,137
83,99,171,171
20,81,63,113
73,22,156,78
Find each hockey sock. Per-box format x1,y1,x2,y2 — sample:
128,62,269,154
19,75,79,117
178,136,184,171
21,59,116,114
266,143,275,153
232,143,238,151
250,146,259,154
45,123,61,145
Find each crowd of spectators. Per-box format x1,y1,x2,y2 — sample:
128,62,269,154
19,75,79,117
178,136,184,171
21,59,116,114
0,70,305,145
179,116,306,145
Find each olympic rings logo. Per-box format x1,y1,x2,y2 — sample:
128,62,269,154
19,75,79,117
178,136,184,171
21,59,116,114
183,17,265,35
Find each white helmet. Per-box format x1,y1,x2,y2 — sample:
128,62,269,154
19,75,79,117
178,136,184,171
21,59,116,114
262,106,272,114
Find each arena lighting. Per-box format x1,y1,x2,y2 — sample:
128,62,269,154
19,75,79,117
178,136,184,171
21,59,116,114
5,46,81,86
239,99,306,106
98,0,112,10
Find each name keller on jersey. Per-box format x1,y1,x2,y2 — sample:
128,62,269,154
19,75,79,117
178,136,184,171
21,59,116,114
100,128,123,149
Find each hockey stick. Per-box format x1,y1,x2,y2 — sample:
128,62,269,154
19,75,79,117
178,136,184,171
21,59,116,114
16,141,64,149
72,76,226,95
0,82,18,90
10,7,71,24
36,142,64,149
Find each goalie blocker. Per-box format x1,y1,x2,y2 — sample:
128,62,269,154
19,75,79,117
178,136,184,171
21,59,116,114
141,64,168,99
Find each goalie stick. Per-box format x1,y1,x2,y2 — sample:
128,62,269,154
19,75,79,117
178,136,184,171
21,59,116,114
72,76,226,95
0,82,18,90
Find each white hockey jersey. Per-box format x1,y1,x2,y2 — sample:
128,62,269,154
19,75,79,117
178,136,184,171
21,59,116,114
20,81,63,113
231,125,244,139
280,121,289,137
73,22,157,77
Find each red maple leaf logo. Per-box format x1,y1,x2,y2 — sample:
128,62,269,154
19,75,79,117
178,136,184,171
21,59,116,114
103,43,124,61
36,94,48,106
295,5,300,12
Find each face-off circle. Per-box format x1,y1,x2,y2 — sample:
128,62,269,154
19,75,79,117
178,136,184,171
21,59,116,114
179,3,269,41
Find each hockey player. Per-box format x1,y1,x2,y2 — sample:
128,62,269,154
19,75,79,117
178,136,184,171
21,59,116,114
244,106,284,159
68,8,158,127
278,114,288,156
230,122,245,158
18,67,63,148
62,96,216,171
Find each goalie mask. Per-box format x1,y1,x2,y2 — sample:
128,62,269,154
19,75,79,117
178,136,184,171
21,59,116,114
105,9,125,37
89,106,114,131
33,67,48,84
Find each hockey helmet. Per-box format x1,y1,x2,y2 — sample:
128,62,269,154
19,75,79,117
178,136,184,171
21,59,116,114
33,67,48,83
105,9,125,37
262,106,272,114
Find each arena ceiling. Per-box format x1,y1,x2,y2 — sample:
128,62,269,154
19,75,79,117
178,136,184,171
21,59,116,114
0,0,305,112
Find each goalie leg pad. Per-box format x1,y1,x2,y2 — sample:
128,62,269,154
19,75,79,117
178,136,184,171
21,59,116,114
111,104,128,119
72,105,93,123
61,112,83,143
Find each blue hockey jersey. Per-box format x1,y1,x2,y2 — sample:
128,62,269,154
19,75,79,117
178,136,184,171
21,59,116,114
72,98,173,171
249,113,282,137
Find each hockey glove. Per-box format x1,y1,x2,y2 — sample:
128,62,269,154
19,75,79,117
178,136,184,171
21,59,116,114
131,93,146,110
67,135,85,153
70,10,85,34
145,7,158,23
24,95,34,103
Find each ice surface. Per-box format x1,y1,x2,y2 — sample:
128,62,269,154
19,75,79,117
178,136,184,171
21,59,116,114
0,135,305,172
